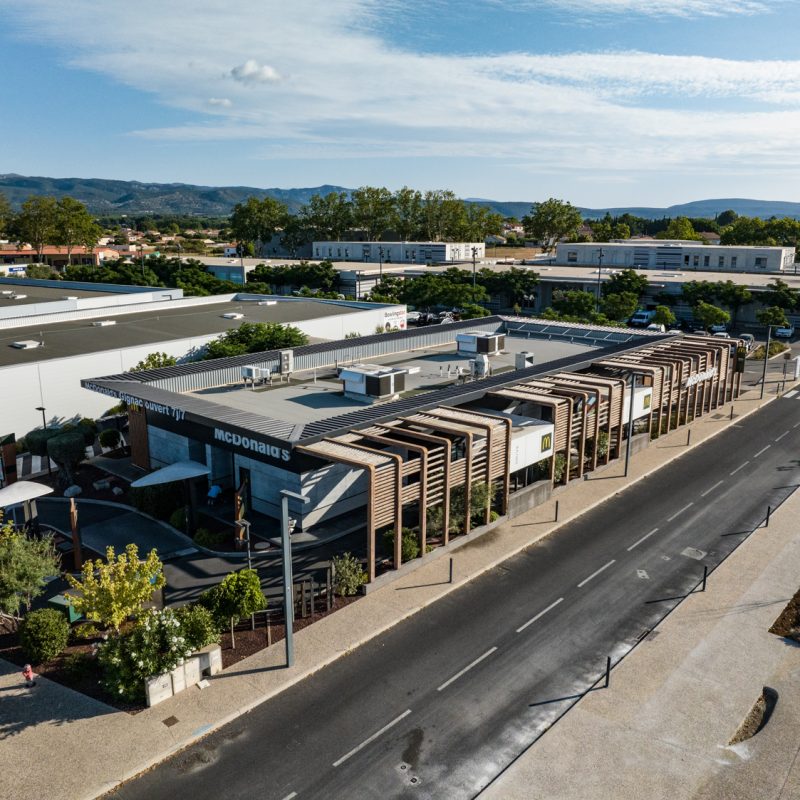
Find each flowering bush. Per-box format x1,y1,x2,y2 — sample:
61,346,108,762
97,608,193,702
176,604,221,651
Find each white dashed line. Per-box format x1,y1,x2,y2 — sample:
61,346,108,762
730,461,749,475
753,445,771,458
577,560,616,588
627,528,659,552
785,390,799,399
775,431,789,442
281,793,298,800
700,480,724,498
794,421,800,429
333,710,412,767
437,648,498,691
516,598,564,633
667,502,694,522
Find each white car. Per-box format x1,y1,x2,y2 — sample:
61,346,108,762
709,323,728,333
774,325,795,339
406,311,421,324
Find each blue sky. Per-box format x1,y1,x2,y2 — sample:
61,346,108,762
1,0,800,207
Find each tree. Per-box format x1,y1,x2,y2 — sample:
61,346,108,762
300,191,352,241
601,291,639,322
47,429,87,485
14,195,59,261
54,197,101,265
522,198,582,253
652,305,676,327
601,268,648,299
551,289,596,319
392,187,423,240
203,322,309,360
0,192,11,238
458,204,503,242
715,280,753,328
656,216,703,241
422,190,466,242
66,543,166,633
130,352,178,372
681,280,718,307
199,569,266,648
459,302,490,320
230,196,290,256
762,279,798,311
756,306,789,328
590,214,631,242
350,186,395,241
367,275,403,303
692,301,730,330
717,209,738,227
0,516,61,622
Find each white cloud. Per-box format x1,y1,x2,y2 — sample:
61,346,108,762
2,0,800,191
530,0,771,17
229,59,281,84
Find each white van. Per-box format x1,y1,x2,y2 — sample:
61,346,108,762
629,309,656,327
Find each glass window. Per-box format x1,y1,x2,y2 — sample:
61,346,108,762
567,251,578,263
703,256,710,267
731,256,737,267
693,255,699,267
718,256,725,267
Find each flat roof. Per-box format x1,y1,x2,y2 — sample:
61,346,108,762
0,297,361,367
0,283,118,306
189,336,595,426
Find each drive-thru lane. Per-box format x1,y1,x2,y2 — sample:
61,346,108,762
116,396,800,800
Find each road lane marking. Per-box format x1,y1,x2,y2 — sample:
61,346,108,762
730,461,749,475
627,528,659,551
785,390,799,399
775,431,789,442
667,502,694,522
753,445,771,458
516,598,564,633
281,793,298,800
700,480,724,498
637,569,650,580
794,421,800,429
437,648,498,691
577,559,616,588
332,710,412,767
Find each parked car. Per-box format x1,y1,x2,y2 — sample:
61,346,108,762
775,324,795,339
709,323,728,333
406,311,421,324
646,323,666,333
713,331,731,338
629,309,656,327
738,333,755,351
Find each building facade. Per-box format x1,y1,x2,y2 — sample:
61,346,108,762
555,241,795,273
313,241,486,264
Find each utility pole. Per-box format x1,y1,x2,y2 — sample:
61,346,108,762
35,406,52,478
472,246,478,296
623,372,637,477
596,247,605,312
378,246,384,282
760,325,772,400
280,489,308,668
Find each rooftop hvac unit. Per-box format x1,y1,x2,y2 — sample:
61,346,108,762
91,320,116,327
456,331,505,356
62,295,78,300
10,340,42,349
470,354,491,378
222,312,244,320
339,364,408,403
10,294,27,300
280,350,294,375
257,300,277,306
515,351,535,369
241,365,269,380
0,290,13,296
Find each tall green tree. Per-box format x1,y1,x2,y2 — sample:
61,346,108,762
656,216,703,241
350,186,395,241
692,301,730,330
681,280,718,307
756,306,789,328
522,198,582,253
14,195,59,260
715,280,753,328
203,322,309,360
652,305,676,327
54,196,102,265
422,190,466,242
551,289,596,318
762,278,798,310
392,187,424,241
459,204,503,242
601,268,648,299
0,192,11,238
601,291,639,322
300,191,352,241
230,196,290,257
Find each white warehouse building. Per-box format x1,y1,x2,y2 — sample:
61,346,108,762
313,241,485,265
555,241,796,273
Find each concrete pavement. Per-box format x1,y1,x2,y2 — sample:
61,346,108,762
0,378,793,800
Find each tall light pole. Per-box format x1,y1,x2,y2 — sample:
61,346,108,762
623,372,638,477
35,406,52,478
281,489,308,668
595,247,605,312
378,246,384,282
471,246,478,297
760,325,772,400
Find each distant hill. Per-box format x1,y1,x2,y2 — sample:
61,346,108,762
1,174,798,220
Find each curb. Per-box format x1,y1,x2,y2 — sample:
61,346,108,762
88,389,783,799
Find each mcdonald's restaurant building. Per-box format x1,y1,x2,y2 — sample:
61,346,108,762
83,317,744,584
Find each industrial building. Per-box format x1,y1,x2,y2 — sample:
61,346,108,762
0,277,405,436
554,241,795,273
82,318,743,584
312,241,485,265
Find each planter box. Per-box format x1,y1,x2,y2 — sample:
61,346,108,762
170,663,187,694
145,672,173,708
184,656,201,687
195,644,223,676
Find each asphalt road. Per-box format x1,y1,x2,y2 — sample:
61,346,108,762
113,392,800,800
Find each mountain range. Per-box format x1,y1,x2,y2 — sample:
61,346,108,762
1,173,799,220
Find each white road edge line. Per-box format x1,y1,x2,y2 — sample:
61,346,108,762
516,598,564,633
700,480,724,498
332,709,412,767
785,390,799,399
627,528,659,552
730,461,749,476
753,445,771,458
794,421,800,429
281,793,298,800
667,502,694,522
437,648,498,692
577,559,616,588
775,431,789,442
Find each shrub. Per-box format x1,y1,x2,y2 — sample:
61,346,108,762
168,508,187,532
99,429,121,450
193,528,227,549
64,652,93,681
98,608,193,702
75,417,98,445
176,604,221,650
382,527,420,562
552,453,568,483
24,428,59,457
47,429,87,484
19,608,70,664
331,552,367,596
199,569,266,627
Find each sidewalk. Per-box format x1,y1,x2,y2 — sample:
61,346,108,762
480,467,800,800
0,383,791,800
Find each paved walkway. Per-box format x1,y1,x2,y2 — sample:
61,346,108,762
0,382,794,800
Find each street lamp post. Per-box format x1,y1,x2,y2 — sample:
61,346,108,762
34,406,52,478
760,325,772,400
280,489,308,668
623,372,638,477
235,518,254,629
378,246,384,282
595,247,605,312
471,246,478,296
